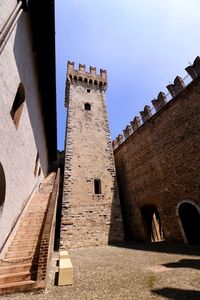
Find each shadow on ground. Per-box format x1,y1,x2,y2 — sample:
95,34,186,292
114,241,200,256
152,287,200,300
163,258,200,270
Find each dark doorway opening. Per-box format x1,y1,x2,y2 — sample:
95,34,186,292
140,204,164,242
179,202,200,245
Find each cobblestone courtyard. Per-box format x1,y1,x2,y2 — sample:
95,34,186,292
2,242,200,300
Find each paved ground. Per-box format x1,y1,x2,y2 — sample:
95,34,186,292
2,242,200,300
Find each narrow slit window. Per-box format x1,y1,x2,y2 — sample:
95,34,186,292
10,83,25,128
84,103,91,110
0,162,6,217
94,179,101,194
34,152,39,176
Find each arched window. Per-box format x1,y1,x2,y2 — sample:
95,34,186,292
177,201,200,244
84,103,91,111
10,82,25,128
0,162,6,217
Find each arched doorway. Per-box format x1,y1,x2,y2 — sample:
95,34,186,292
0,162,6,217
178,201,200,245
140,204,164,242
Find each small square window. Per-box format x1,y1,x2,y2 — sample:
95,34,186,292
84,103,91,110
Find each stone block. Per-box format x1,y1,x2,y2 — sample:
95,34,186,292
58,258,73,286
59,250,69,259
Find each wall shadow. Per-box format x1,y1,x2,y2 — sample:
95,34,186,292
13,9,56,171
163,259,200,270
114,240,200,256
108,177,125,245
13,15,47,173
152,287,200,300
54,151,64,251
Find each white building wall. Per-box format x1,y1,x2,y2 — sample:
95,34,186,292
0,1,49,247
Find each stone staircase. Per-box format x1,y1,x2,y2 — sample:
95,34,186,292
0,172,57,294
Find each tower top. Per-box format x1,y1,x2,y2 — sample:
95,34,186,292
67,61,108,89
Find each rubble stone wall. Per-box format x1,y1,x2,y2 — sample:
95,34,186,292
61,65,124,248
114,77,200,243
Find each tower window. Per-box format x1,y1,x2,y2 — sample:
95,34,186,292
84,103,91,110
10,83,25,128
94,179,101,194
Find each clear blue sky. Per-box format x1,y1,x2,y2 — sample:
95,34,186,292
55,0,200,150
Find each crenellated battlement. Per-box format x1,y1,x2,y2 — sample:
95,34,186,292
113,56,200,150
67,61,107,90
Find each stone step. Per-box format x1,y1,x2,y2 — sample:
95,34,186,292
0,263,37,275
25,214,46,217
8,244,39,252
17,224,42,230
13,232,42,240
10,239,39,246
29,198,48,202
30,199,48,202
0,280,36,295
18,226,42,232
5,250,39,259
12,239,40,246
0,256,39,267
29,200,48,203
20,220,43,226
16,228,42,235
27,210,46,214
21,219,44,226
27,204,46,207
24,211,45,214
0,271,37,285
29,203,48,208
11,239,41,246
22,219,44,223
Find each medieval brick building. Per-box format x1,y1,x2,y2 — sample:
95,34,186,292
0,1,200,295
61,62,124,248
113,56,200,245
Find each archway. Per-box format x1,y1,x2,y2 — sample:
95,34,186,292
140,204,164,242
178,201,200,245
0,162,6,217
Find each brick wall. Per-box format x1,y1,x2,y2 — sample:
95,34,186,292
114,77,200,243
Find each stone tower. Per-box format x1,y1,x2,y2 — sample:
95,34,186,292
61,61,124,248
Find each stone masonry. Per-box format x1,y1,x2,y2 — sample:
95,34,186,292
113,57,200,244
61,62,124,248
